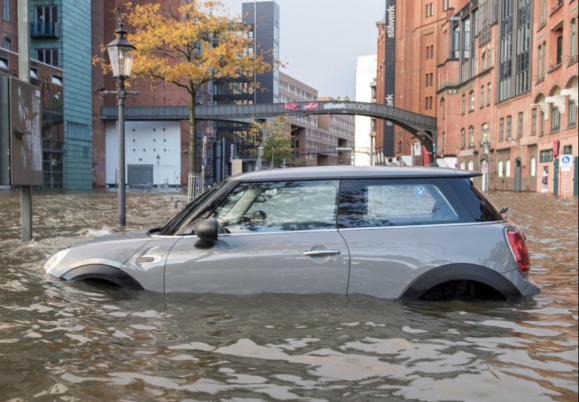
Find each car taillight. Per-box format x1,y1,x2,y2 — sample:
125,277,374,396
507,230,531,274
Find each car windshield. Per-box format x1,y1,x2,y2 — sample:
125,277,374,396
159,183,225,236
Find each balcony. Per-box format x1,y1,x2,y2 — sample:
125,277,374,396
30,22,60,39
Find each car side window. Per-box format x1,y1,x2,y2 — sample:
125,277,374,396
212,180,340,234
338,179,468,229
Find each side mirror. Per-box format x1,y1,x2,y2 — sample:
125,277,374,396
195,218,218,249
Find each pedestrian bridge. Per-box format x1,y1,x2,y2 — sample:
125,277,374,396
101,101,438,149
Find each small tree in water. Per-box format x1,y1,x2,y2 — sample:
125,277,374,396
96,1,273,175
251,117,294,168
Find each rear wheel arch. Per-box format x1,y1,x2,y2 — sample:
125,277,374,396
61,265,143,290
401,264,521,301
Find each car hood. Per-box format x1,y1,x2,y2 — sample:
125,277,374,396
46,230,154,278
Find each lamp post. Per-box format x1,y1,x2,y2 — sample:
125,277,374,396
156,154,161,189
105,18,137,227
369,131,376,166
256,146,264,171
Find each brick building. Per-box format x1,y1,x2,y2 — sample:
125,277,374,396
390,0,577,195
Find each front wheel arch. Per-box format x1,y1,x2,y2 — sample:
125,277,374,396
401,264,522,301
61,265,143,290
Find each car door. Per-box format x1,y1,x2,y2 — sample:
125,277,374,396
164,180,350,295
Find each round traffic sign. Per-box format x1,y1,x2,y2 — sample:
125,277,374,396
481,162,489,174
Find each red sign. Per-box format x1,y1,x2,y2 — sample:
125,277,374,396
553,141,560,158
284,103,301,111
284,102,319,112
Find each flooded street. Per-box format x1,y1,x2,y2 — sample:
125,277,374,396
0,190,577,402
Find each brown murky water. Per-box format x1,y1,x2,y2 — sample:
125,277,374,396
0,190,577,402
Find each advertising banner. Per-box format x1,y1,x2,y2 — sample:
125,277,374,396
284,102,319,112
383,0,396,156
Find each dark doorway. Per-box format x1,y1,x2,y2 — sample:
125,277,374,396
128,165,154,186
515,159,522,192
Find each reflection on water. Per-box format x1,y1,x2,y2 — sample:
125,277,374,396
0,190,577,401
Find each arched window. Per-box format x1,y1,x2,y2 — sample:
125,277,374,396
498,160,505,178
530,156,537,177
468,160,475,171
469,126,475,145
506,159,512,177
481,85,485,108
481,123,490,143
461,128,466,148
461,94,466,114
460,161,466,170
557,36,563,65
470,91,475,111
441,98,446,120
552,107,561,132
570,100,578,127
482,51,486,70
487,83,492,106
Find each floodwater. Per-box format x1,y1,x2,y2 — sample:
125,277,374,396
0,190,577,402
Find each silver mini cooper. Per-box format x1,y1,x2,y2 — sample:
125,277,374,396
45,167,540,301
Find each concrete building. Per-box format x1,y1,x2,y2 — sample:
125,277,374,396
279,72,355,167
354,55,377,166
1,0,91,189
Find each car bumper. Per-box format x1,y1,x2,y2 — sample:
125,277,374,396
503,269,541,298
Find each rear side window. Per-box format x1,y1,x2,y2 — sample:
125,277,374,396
338,179,476,229
447,178,503,222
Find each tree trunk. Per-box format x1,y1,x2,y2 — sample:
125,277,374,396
189,94,197,176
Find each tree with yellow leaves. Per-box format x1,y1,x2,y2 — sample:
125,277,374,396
251,117,295,169
114,1,273,175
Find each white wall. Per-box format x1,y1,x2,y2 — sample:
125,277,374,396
106,121,181,186
354,55,378,166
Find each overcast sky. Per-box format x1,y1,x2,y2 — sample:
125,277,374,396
219,0,386,99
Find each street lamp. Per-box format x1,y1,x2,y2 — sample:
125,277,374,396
369,131,376,166
256,146,264,171
106,19,136,227
156,154,161,189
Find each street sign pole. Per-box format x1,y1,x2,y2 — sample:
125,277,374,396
18,0,32,242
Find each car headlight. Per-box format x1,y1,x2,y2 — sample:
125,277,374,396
44,248,70,273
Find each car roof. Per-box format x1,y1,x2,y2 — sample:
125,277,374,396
227,166,481,182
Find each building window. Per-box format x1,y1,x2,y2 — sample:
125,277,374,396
36,49,59,67
518,112,524,138
499,118,505,141
552,107,561,132
506,159,512,177
468,160,475,171
469,126,475,145
2,37,10,51
507,116,512,140
540,110,546,136
571,19,578,60
556,36,563,65
469,91,475,111
539,0,546,27
563,145,573,155
441,98,446,120
461,94,466,114
538,45,544,80
499,160,505,177
460,161,466,170
532,108,538,136
0,56,8,70
482,123,490,142
487,83,492,106
530,156,537,177
540,149,554,163
515,0,531,96
480,86,485,108
3,0,9,21
461,128,466,148
569,101,578,127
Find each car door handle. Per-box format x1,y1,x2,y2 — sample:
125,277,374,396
303,250,342,257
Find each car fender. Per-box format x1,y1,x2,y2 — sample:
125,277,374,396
61,265,144,290
400,263,522,300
